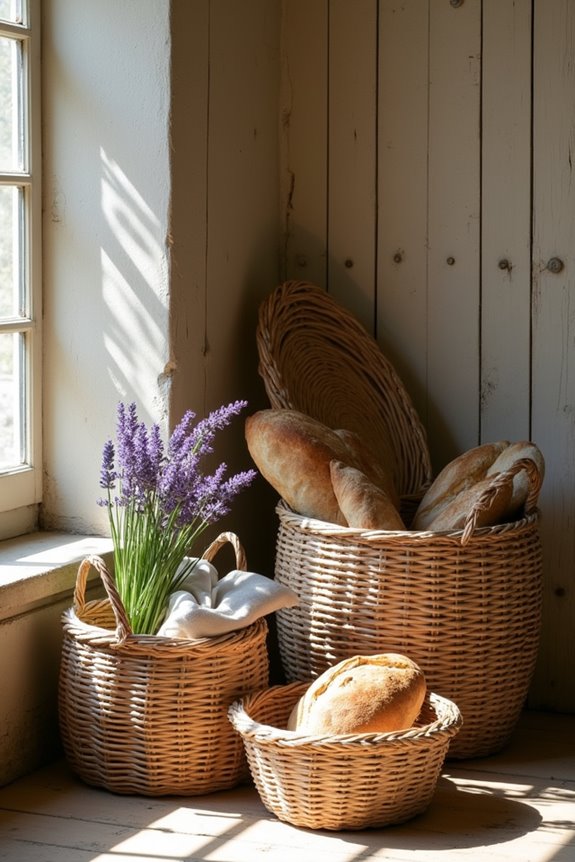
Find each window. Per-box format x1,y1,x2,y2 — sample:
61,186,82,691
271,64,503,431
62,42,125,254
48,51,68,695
0,0,41,526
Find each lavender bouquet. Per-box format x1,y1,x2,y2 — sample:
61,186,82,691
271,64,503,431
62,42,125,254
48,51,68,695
98,400,256,635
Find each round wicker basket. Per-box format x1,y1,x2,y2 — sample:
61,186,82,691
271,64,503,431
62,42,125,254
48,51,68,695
273,460,543,759
228,682,462,830
58,533,270,796
256,280,432,503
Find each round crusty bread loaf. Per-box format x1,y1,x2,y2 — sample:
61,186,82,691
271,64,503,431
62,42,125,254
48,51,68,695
287,653,427,735
412,441,509,531
330,460,404,531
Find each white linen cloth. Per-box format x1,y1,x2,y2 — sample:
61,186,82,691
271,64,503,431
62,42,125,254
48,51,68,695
156,557,299,639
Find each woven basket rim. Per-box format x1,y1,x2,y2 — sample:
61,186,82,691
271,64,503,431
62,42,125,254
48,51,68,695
62,600,269,655
256,280,433,496
228,682,462,748
275,499,539,544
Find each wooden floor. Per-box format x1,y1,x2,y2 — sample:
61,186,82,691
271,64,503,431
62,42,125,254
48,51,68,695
0,710,573,862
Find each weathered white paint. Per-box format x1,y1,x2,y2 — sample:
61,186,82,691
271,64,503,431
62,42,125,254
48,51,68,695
480,0,532,443
377,0,430,433
42,0,172,535
327,0,378,333
281,0,328,287
530,0,575,712
426,0,482,470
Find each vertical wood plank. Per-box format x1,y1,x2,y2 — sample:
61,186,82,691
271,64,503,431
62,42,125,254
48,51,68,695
530,0,575,711
377,0,430,429
169,0,210,420
199,0,282,575
427,0,482,471
280,0,329,287
327,0,377,333
206,0,281,410
480,0,532,443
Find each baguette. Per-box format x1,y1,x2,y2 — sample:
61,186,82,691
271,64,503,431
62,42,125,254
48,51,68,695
333,428,399,508
330,460,404,530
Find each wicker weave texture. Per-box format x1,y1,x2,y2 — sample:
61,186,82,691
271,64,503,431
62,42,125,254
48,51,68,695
58,533,270,796
256,280,432,499
273,463,543,759
228,682,461,830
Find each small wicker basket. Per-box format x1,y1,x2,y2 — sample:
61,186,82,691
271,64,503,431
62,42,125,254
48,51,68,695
228,681,462,831
59,532,269,796
273,459,543,759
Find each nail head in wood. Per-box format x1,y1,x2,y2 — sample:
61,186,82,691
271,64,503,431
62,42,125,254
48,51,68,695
547,257,564,274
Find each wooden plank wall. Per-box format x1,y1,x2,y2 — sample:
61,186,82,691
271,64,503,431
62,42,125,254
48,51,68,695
280,0,575,711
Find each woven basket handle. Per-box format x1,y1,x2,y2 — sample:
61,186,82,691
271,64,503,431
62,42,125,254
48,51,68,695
73,554,132,642
461,457,542,546
201,531,247,572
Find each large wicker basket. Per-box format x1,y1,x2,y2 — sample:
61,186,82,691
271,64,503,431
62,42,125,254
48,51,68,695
273,460,543,760
228,681,462,830
59,532,269,796
257,280,432,508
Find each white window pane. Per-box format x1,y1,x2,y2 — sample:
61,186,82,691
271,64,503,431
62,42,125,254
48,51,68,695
0,34,23,172
0,1,23,25
0,330,24,469
0,184,23,317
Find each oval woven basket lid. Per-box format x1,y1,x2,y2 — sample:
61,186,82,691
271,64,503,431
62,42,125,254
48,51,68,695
257,280,432,497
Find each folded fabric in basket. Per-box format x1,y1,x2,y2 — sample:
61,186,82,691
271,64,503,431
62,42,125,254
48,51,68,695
157,557,299,639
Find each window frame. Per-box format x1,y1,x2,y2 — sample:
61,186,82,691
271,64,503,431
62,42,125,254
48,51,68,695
0,0,41,529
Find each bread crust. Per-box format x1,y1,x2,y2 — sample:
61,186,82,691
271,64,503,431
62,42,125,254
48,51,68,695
333,428,399,507
412,441,509,530
287,653,426,735
245,409,352,524
330,460,404,530
486,441,545,514
425,472,514,531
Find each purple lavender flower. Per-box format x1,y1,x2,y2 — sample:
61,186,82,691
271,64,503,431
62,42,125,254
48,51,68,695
147,423,164,476
186,400,248,457
99,439,116,489
98,398,256,634
168,410,196,458
116,403,139,498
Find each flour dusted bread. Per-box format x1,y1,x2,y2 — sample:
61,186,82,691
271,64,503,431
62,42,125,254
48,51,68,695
413,441,509,530
330,460,404,530
287,653,426,735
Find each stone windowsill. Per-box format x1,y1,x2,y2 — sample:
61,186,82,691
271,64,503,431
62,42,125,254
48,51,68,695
0,532,114,622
